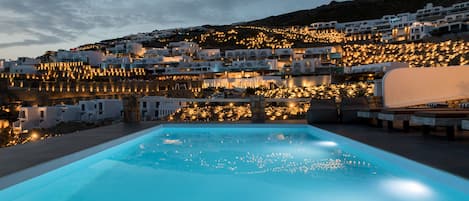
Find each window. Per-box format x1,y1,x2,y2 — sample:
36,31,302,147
81,104,85,111
155,102,160,108
40,111,44,118
143,102,147,108
20,111,26,118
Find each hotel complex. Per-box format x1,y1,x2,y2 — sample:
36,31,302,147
0,1,469,200
1,2,469,142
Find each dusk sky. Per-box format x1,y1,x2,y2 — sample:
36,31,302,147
0,0,334,60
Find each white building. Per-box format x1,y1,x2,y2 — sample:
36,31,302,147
14,106,40,134
416,3,446,21
290,59,321,75
56,50,104,67
110,42,145,56
344,62,409,74
178,61,225,73
409,22,436,41
448,2,469,14
140,96,185,121
304,46,341,64
230,59,276,71
441,11,469,24
168,41,199,56
225,49,273,60
8,57,39,74
101,56,132,69
343,19,382,35
56,105,82,123
9,65,37,74
13,105,81,134
203,76,282,89
79,99,123,123
197,49,221,60
251,49,273,59
144,48,171,57
275,48,294,60
310,21,339,30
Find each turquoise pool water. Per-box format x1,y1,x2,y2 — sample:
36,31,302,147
0,124,468,201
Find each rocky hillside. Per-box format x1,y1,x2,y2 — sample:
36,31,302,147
244,0,468,26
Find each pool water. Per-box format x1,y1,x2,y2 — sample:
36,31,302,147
0,125,468,201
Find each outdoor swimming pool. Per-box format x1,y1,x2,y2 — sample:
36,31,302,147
0,124,468,201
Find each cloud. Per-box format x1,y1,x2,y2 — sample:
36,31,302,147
0,0,331,54
0,30,64,48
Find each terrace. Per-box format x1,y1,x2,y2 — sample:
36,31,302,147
0,121,468,191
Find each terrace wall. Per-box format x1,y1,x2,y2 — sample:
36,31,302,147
383,66,469,108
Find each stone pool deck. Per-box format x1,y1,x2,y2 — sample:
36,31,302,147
0,122,159,179
0,121,468,185
315,124,469,179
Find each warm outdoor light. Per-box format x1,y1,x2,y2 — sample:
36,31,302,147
30,132,40,141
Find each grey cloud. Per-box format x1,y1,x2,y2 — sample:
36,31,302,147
0,0,331,50
0,30,64,48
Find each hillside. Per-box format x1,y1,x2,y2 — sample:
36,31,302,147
74,0,469,52
245,0,468,26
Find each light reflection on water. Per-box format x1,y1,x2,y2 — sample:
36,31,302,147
119,131,377,179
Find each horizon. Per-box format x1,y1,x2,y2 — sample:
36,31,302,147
0,0,334,60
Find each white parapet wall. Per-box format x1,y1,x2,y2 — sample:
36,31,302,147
383,66,469,108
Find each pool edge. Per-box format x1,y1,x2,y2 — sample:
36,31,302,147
0,125,163,190
306,125,469,194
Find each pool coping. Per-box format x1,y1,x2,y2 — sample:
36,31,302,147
0,125,162,190
306,125,469,193
0,123,468,193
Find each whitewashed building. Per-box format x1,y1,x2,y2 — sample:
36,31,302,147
140,96,185,121
290,59,321,75
275,48,294,60
230,60,276,71
101,56,133,69
203,76,282,89
409,22,436,41
197,49,221,60
56,50,104,67
225,49,273,60
9,57,39,74
79,99,123,123
13,105,81,134
145,48,171,57
344,62,409,74
416,3,446,21
168,41,199,56
110,42,145,57
310,21,339,30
